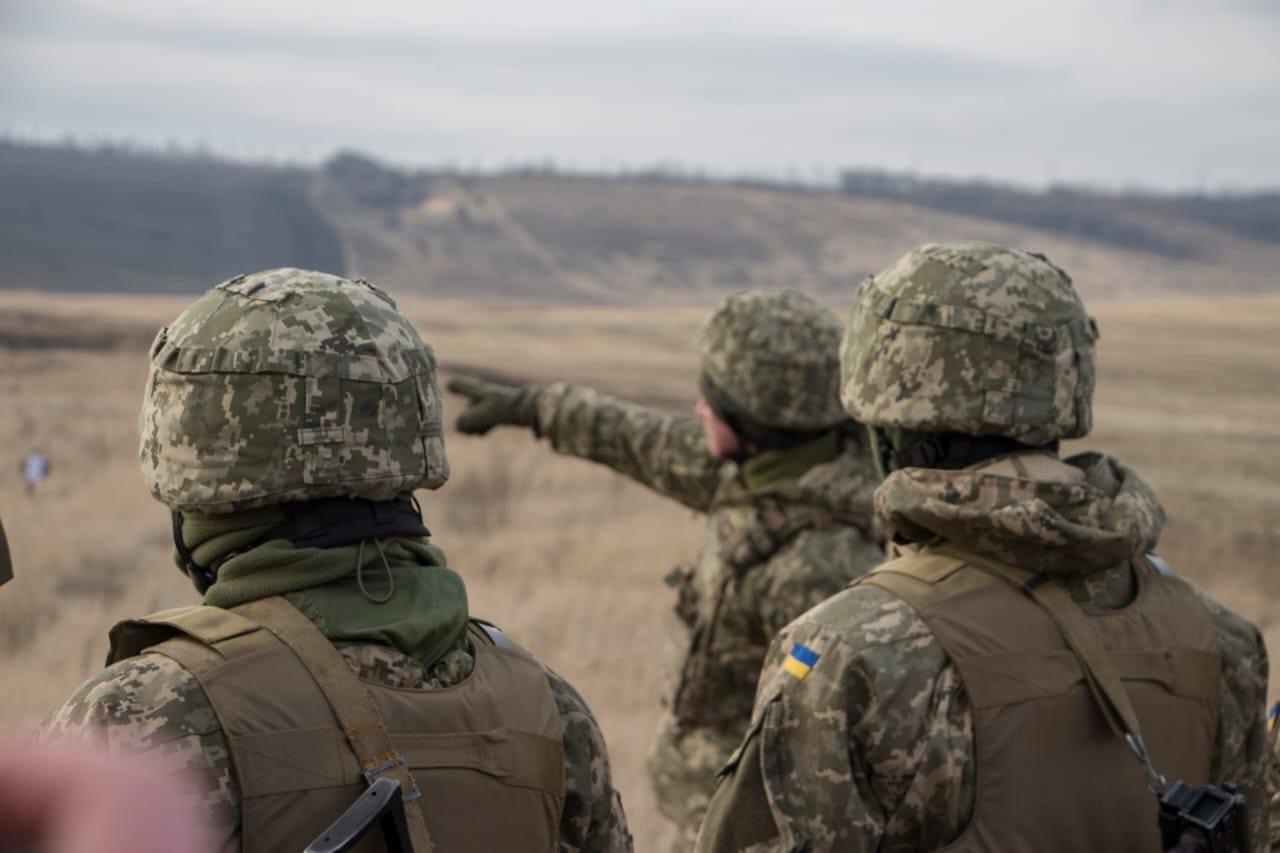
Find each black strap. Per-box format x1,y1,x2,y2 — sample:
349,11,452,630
898,432,1054,470
268,495,430,550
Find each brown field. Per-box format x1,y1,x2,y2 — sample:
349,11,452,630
0,290,1278,850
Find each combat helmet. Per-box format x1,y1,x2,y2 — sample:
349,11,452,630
698,290,847,443
140,268,448,513
840,241,1097,451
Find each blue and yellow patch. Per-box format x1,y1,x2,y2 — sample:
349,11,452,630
782,642,820,680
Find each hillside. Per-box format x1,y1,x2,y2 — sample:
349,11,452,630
3,141,1280,301
0,143,344,293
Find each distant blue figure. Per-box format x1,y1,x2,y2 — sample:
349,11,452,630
21,450,49,497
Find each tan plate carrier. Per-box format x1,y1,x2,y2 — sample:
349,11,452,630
109,596,566,853
858,547,1222,852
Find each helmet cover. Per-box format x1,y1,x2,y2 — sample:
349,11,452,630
140,268,448,513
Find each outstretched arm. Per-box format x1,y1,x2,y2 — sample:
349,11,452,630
450,375,722,512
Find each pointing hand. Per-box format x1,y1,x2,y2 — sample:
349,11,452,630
446,375,537,435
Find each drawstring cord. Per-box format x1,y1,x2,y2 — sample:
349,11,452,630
355,538,396,604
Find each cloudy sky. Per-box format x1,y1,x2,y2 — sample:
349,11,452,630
3,0,1278,189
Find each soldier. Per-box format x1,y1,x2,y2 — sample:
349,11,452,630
448,290,882,850
698,242,1270,852
40,269,632,853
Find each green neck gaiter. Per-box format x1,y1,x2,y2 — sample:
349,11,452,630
176,507,469,669
739,429,842,494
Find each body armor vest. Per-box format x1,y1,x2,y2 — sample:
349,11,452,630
859,548,1222,853
108,598,565,853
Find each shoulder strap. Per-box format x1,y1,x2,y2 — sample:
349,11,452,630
933,547,1168,794
853,550,976,607
233,596,436,853
107,604,266,665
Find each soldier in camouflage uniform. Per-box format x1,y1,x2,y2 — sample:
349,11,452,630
699,242,1271,852
448,290,882,851
40,269,632,853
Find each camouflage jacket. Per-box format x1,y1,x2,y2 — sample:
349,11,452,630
40,632,632,853
698,451,1271,853
532,382,882,734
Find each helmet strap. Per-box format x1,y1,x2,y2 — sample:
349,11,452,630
171,510,216,592
267,495,430,550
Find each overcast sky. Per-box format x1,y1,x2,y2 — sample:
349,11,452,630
3,0,1278,190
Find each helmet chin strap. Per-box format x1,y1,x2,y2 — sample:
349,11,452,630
172,510,216,592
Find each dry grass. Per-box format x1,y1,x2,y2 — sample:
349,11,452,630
0,290,1277,850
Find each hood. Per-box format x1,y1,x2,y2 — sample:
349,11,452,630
875,450,1164,575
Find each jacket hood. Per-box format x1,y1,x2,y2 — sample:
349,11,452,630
875,450,1164,575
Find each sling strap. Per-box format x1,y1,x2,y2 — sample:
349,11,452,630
234,596,436,852
933,546,1168,793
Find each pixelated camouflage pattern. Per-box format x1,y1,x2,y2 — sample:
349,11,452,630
547,663,637,853
41,637,632,853
532,383,882,850
698,453,1270,852
875,450,1163,575
140,268,448,513
38,653,241,851
840,241,1098,445
646,712,746,851
698,290,847,431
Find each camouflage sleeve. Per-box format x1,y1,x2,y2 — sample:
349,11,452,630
533,382,722,512
543,667,634,853
36,653,240,849
699,587,972,853
1196,591,1271,853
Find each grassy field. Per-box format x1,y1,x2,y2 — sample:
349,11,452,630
0,291,1277,850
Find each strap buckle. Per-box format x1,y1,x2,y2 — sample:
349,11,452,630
364,756,422,802
1124,733,1168,796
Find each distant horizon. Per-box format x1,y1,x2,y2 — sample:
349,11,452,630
6,131,1278,200
4,1,1278,196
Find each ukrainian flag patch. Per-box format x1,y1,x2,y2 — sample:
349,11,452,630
782,642,820,680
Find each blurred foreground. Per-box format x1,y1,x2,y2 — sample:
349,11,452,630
0,291,1277,850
